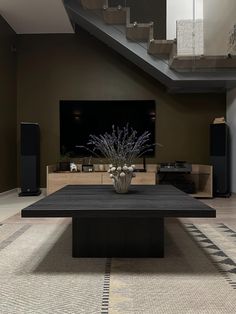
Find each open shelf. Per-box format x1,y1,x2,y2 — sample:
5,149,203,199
47,164,213,198
190,192,213,198
46,164,156,195
186,165,213,198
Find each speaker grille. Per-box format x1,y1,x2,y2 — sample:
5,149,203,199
210,123,230,196
20,123,40,195
210,124,227,156
21,123,40,155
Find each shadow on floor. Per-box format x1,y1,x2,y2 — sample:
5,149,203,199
32,221,219,276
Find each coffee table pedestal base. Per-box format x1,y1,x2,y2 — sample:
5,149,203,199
72,217,164,258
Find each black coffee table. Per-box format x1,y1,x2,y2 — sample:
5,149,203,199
21,185,216,257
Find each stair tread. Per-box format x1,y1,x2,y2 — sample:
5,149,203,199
151,40,174,44
65,0,236,91
127,23,153,28
104,7,129,11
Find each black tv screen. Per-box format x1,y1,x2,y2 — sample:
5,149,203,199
60,100,156,157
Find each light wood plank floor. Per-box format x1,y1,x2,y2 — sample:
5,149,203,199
180,194,236,229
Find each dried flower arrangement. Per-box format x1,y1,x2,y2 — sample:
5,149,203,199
87,125,155,193
88,125,153,164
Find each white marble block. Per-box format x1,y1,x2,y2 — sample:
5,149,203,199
177,19,204,56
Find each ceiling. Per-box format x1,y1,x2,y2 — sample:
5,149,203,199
0,0,74,34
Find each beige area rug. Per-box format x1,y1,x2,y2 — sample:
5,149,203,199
0,223,106,314
108,223,236,313
0,220,235,314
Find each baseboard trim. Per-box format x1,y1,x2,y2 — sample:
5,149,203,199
17,188,47,196
0,188,47,197
0,188,18,197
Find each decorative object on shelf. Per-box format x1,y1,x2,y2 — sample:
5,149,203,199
87,125,155,193
213,117,225,124
82,156,94,172
82,164,94,172
98,163,105,172
70,162,77,172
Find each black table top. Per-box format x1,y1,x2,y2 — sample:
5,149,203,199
21,185,216,219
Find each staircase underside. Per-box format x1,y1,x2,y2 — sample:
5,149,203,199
64,0,236,93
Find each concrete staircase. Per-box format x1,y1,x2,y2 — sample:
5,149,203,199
103,4,174,56
63,0,236,93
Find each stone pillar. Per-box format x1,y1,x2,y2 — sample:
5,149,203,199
227,88,236,193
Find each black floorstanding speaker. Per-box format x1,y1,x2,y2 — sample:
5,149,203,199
19,123,41,196
210,123,231,197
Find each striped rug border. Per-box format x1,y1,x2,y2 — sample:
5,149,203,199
101,258,112,314
184,223,236,291
0,224,31,251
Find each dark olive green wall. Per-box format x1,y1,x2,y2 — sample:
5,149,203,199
0,16,17,193
17,31,226,187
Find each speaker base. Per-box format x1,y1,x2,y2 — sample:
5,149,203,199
19,190,41,197
214,192,231,198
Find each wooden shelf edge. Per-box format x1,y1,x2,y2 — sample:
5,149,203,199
190,192,213,199
190,172,211,175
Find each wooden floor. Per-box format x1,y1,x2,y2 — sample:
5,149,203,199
180,194,236,229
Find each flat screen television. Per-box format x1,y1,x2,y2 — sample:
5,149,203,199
60,100,156,157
